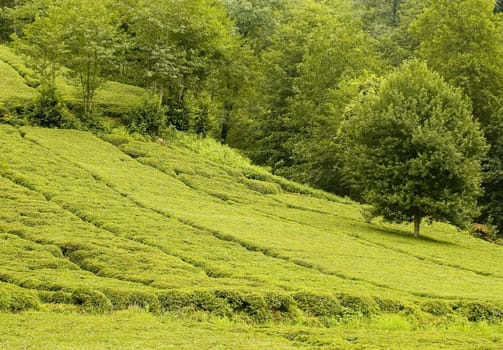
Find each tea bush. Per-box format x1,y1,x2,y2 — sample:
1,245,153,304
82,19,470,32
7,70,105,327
337,293,380,318
71,288,113,313
39,290,73,305
292,292,343,318
0,282,41,311
103,289,160,313
29,87,79,129
240,177,282,195
420,300,453,316
374,297,405,313
455,301,503,322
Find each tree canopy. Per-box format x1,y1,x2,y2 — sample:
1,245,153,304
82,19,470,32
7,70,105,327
342,60,487,237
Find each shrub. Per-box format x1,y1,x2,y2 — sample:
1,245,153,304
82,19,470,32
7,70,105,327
158,290,195,313
100,133,130,146
124,100,167,136
9,290,41,311
240,177,282,195
192,290,230,315
293,292,342,318
471,223,499,242
214,289,269,322
0,103,11,124
39,290,73,304
78,111,108,133
337,293,380,317
159,289,294,322
71,288,113,313
103,289,160,313
420,300,452,316
0,287,11,310
455,301,503,322
165,96,190,131
374,297,405,313
264,292,294,313
29,86,79,129
0,102,26,126
0,283,41,312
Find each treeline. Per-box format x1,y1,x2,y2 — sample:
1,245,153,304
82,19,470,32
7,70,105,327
1,0,502,236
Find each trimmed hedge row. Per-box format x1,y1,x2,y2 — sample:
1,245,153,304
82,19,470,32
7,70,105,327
158,289,295,322
0,282,41,312
4,282,503,324
418,299,503,323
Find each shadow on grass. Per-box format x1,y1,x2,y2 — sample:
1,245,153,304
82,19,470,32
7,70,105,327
351,220,458,247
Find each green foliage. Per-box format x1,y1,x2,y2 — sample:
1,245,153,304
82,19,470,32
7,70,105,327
227,0,383,195
39,290,73,305
240,177,282,195
456,301,503,323
420,300,453,316
337,293,380,318
0,282,41,312
342,60,487,235
410,0,503,236
158,289,295,322
111,0,239,137
411,0,503,127
12,0,122,113
223,0,285,52
496,0,503,13
29,86,79,129
123,100,167,136
354,0,429,66
71,288,113,313
292,292,343,318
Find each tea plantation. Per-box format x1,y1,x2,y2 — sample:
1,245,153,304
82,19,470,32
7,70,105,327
1,124,503,349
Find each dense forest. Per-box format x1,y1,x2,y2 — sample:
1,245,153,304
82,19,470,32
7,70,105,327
1,0,502,237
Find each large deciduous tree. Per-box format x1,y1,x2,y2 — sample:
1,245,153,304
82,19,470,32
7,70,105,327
342,60,487,237
410,0,503,235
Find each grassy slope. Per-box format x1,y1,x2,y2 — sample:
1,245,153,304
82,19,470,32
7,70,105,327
1,41,503,349
0,45,145,111
1,124,503,348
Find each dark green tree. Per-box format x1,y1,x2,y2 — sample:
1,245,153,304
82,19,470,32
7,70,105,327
229,0,381,195
342,60,487,237
0,0,15,42
495,0,503,13
411,0,503,234
222,0,285,52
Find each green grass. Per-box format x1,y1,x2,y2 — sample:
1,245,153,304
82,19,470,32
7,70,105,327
0,58,35,103
1,124,503,348
1,309,503,349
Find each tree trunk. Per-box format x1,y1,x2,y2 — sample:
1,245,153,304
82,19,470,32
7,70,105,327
159,85,164,111
391,0,400,27
414,214,421,238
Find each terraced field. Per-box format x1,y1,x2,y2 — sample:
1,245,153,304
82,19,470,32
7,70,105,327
1,124,503,348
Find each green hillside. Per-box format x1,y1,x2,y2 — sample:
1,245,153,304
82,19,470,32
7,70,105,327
1,124,503,349
0,45,146,111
